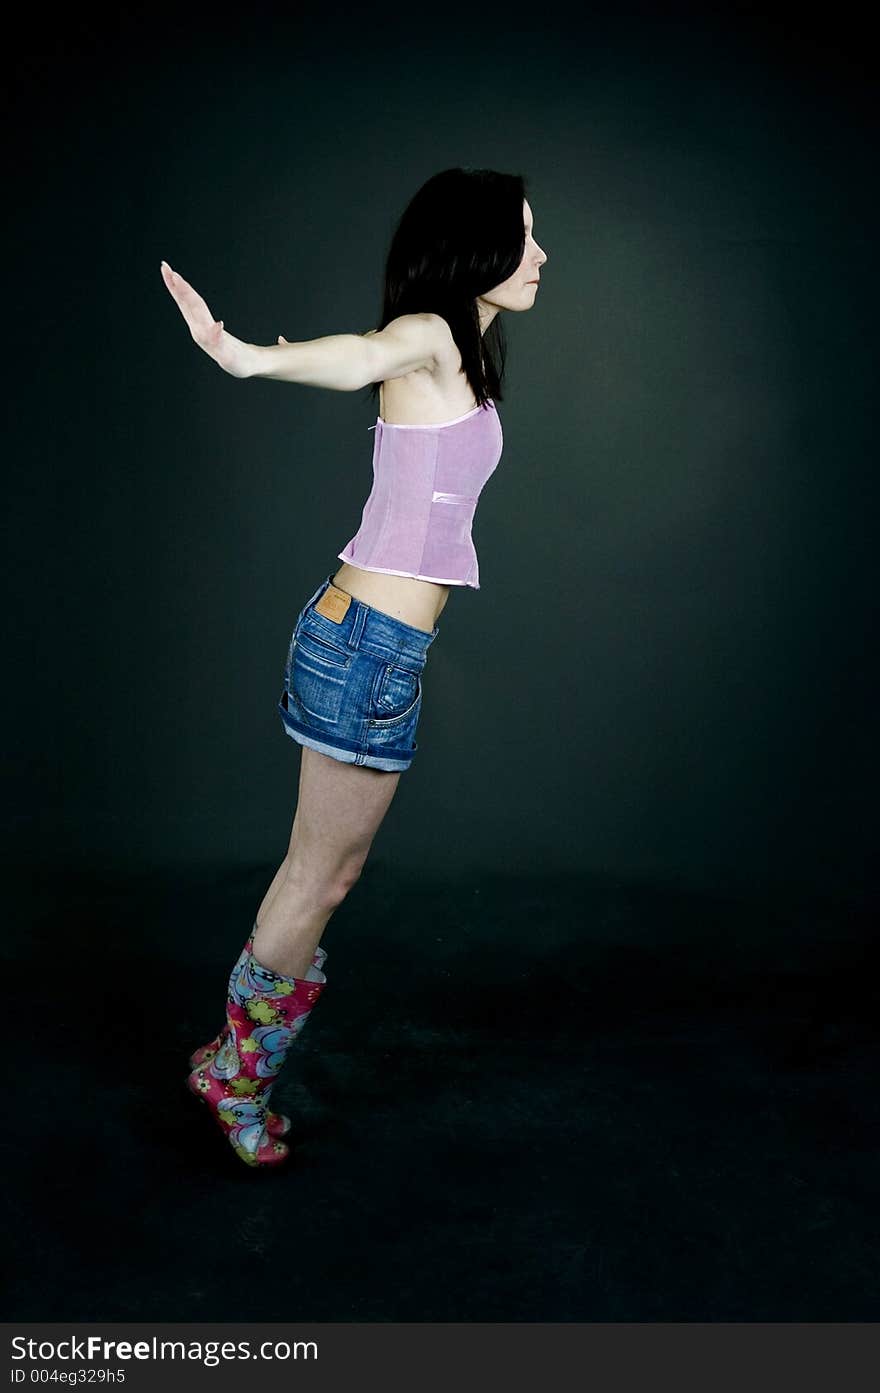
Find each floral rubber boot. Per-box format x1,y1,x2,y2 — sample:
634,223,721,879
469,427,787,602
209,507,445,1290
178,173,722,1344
188,925,327,1139
186,928,327,1167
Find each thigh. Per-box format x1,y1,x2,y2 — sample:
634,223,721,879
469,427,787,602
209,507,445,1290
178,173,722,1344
286,744,401,884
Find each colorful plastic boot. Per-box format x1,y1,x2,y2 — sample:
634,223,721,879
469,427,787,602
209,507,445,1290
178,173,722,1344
186,928,327,1167
188,927,327,1139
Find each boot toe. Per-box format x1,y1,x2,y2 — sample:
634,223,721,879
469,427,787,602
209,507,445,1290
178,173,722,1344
186,1068,292,1167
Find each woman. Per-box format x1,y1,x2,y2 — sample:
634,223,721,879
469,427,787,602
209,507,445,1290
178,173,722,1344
161,167,548,1167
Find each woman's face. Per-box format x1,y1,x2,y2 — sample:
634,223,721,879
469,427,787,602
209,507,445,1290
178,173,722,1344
477,200,548,324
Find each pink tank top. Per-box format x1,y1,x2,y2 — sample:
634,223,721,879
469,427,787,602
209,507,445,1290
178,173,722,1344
337,399,503,589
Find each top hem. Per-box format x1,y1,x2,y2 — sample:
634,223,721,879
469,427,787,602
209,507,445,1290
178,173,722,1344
336,553,479,589
372,400,493,431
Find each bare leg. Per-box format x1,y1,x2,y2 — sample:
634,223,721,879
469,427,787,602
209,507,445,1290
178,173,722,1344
252,745,402,979
255,856,290,931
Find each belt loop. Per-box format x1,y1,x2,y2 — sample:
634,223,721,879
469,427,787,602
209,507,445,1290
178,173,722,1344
348,598,367,649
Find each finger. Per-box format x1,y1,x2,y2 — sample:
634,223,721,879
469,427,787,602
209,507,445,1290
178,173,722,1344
161,262,186,291
164,270,217,338
278,335,288,344
165,264,203,307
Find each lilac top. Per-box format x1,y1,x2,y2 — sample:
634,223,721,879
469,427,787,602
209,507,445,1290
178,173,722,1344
337,399,503,589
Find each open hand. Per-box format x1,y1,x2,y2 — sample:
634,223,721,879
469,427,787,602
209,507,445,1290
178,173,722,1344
160,261,259,379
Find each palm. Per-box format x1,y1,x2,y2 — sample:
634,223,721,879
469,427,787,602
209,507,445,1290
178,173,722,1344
161,262,222,344
160,262,255,378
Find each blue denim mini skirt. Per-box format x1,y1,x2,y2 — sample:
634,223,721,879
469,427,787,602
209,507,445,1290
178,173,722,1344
278,575,440,772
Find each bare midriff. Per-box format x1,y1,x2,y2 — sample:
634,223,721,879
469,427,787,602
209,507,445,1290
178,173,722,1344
331,561,450,635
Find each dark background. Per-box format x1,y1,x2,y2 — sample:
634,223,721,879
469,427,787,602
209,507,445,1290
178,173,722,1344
7,2,875,902
5,0,880,1328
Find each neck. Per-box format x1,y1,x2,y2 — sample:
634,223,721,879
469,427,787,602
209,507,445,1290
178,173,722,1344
476,298,500,335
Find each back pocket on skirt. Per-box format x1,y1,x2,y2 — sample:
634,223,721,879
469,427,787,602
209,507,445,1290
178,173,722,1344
290,628,352,724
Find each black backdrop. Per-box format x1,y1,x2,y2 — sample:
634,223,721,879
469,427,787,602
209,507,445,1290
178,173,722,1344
7,1,876,907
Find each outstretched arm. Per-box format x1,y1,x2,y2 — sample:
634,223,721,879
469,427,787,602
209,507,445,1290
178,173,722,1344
262,314,449,390
160,261,447,390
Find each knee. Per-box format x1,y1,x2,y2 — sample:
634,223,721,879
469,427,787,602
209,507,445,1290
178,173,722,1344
324,857,365,908
291,855,364,913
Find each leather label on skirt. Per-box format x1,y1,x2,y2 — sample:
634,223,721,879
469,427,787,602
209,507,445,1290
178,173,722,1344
315,585,352,624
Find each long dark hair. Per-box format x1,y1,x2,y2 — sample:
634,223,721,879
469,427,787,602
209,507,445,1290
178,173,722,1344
362,166,527,410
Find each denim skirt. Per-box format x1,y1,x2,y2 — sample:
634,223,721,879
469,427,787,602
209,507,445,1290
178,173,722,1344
278,575,439,772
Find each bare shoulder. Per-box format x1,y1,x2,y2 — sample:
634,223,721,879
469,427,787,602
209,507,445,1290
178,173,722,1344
362,312,456,372
421,312,459,371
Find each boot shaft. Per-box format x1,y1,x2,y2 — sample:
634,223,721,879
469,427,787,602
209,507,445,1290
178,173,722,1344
208,931,327,1088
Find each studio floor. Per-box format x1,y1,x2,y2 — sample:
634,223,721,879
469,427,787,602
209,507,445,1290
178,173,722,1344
8,860,879,1321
